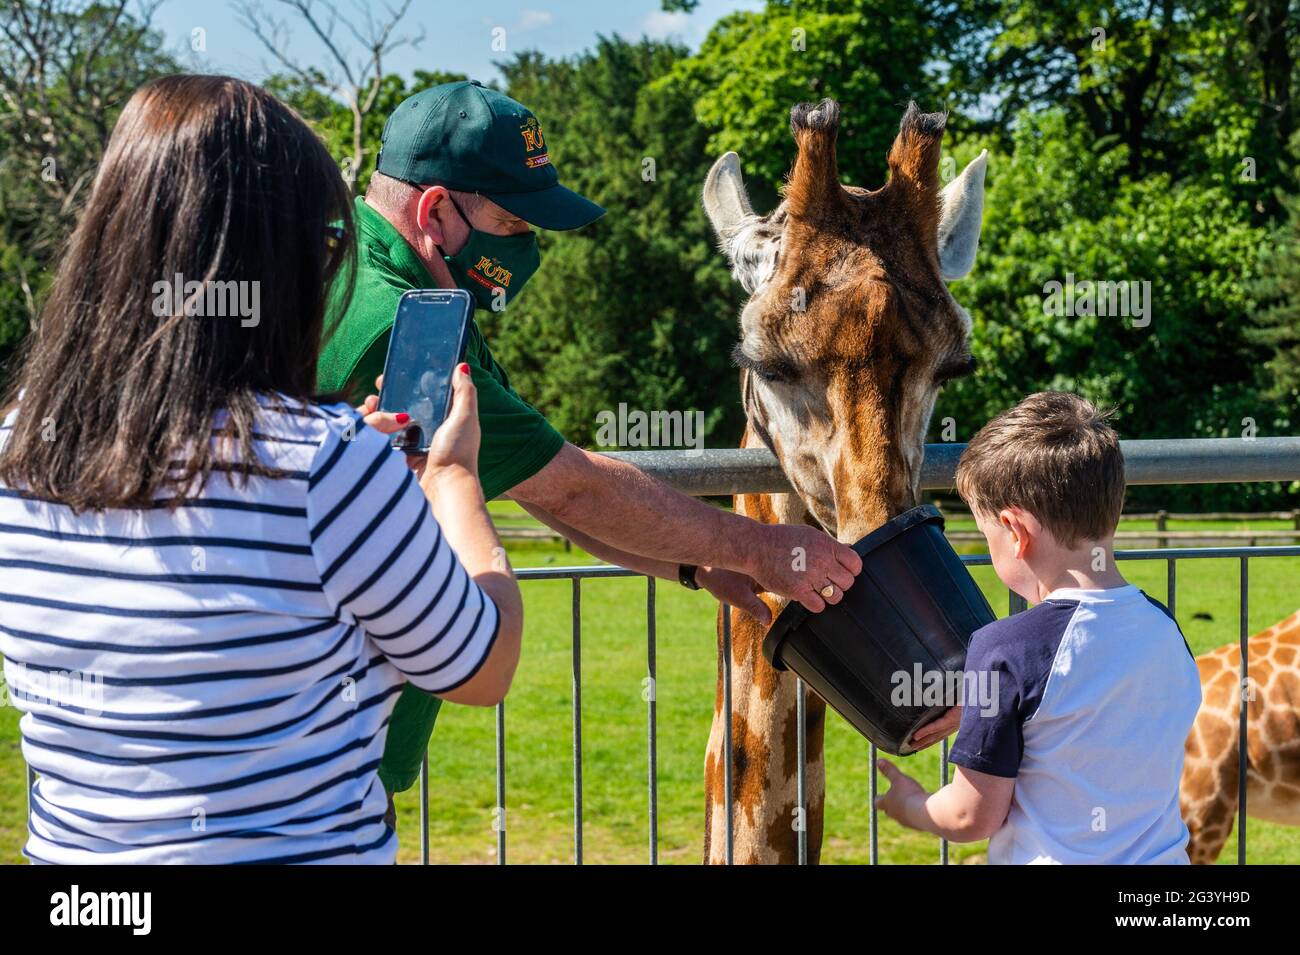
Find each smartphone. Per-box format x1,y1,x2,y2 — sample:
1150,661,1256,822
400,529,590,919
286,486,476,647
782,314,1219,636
378,289,473,453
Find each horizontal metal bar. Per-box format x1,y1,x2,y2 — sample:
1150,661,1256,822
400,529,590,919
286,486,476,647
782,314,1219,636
601,437,1300,497
1103,545,1300,561
956,545,1300,568
522,548,1300,581
515,565,642,581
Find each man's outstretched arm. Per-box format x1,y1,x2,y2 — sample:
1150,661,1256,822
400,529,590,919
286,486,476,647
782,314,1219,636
507,442,860,614
512,498,775,624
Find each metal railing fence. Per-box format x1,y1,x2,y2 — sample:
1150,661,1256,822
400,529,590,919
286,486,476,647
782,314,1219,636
18,438,1300,864
414,544,1297,865
404,437,1299,865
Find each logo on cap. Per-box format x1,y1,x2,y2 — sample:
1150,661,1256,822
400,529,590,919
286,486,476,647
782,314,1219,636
520,117,550,169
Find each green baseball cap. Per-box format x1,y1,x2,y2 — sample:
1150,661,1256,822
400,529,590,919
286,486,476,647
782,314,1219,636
376,80,605,231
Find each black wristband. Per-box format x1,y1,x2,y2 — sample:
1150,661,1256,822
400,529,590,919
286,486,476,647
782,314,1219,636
678,564,701,590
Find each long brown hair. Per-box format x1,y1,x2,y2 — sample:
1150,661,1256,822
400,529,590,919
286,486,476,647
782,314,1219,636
0,74,354,510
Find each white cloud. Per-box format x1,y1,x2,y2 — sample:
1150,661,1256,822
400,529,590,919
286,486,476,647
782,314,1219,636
639,9,692,41
517,9,555,32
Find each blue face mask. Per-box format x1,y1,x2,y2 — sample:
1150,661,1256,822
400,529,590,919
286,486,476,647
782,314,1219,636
441,195,540,312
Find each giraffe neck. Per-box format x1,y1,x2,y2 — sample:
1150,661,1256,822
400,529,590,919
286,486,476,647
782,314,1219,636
703,491,827,864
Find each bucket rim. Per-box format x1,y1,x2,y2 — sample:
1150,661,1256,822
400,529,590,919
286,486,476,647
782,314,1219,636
760,503,946,671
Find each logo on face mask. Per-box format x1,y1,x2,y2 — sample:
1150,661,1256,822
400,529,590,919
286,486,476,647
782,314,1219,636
471,256,512,290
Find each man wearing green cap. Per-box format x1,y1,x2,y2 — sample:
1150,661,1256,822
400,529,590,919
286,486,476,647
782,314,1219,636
320,80,864,822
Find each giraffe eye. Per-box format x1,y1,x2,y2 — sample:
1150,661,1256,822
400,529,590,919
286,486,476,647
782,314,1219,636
935,355,978,384
731,343,796,383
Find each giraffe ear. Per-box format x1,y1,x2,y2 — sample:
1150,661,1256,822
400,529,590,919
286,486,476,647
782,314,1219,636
936,149,988,282
703,151,755,242
704,152,780,293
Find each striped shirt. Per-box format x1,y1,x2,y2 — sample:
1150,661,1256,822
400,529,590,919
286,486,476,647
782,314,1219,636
0,395,498,864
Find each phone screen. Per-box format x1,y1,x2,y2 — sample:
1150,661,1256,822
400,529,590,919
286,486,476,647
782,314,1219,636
378,289,473,453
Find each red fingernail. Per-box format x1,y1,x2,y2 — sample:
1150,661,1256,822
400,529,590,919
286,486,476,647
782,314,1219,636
395,413,410,424
458,363,470,376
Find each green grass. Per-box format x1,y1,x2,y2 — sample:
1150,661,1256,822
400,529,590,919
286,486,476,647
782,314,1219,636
2,503,1297,865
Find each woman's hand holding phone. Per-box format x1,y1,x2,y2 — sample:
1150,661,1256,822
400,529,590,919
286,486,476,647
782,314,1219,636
421,363,480,486
358,365,480,487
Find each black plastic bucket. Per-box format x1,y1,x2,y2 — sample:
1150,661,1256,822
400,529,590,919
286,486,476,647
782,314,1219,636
762,504,996,756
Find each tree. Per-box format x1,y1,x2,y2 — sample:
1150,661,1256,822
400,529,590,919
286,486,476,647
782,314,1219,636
657,0,954,200
0,0,178,373
234,0,424,191
491,36,746,448
1249,130,1300,411
937,109,1278,507
269,68,467,194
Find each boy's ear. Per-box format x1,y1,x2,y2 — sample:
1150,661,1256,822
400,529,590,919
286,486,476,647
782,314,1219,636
999,507,1035,560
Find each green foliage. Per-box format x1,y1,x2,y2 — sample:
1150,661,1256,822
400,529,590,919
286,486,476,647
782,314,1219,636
936,110,1281,507
0,2,179,377
1249,131,1300,410
659,1,950,198
487,37,745,446
270,70,469,194
943,111,1264,430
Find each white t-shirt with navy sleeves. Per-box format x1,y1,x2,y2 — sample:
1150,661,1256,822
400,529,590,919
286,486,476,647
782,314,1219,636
0,395,498,864
949,584,1201,865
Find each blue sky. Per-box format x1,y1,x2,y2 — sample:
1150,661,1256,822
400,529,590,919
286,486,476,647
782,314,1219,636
154,0,763,86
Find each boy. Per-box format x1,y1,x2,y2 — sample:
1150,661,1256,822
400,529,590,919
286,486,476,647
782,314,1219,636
876,392,1202,864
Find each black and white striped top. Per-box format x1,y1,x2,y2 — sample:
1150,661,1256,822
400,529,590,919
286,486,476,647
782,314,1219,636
0,395,498,864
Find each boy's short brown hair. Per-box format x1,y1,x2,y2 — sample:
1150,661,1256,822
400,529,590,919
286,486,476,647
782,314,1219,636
955,392,1125,548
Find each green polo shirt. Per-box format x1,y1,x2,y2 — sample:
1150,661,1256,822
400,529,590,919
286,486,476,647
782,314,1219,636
319,197,563,795
319,197,565,501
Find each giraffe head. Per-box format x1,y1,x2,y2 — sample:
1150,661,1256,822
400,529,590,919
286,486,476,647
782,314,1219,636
704,99,987,542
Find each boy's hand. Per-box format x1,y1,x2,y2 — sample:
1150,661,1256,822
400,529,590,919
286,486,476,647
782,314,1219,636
874,759,929,827
908,706,961,750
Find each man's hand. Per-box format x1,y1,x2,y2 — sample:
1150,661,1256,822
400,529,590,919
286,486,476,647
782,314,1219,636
874,759,930,828
744,523,862,614
908,706,961,751
694,566,773,626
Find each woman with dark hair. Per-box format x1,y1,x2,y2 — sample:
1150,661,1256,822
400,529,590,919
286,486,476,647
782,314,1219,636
0,74,522,864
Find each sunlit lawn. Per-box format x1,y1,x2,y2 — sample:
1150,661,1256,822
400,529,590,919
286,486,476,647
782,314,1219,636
1,503,1296,864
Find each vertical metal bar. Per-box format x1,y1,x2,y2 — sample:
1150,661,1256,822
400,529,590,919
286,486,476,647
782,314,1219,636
572,578,583,866
1009,590,1028,615
940,738,950,865
495,701,506,865
419,751,429,865
26,763,34,824
796,677,807,866
722,604,735,866
1238,557,1248,866
869,742,879,865
1166,558,1177,618
646,577,658,866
